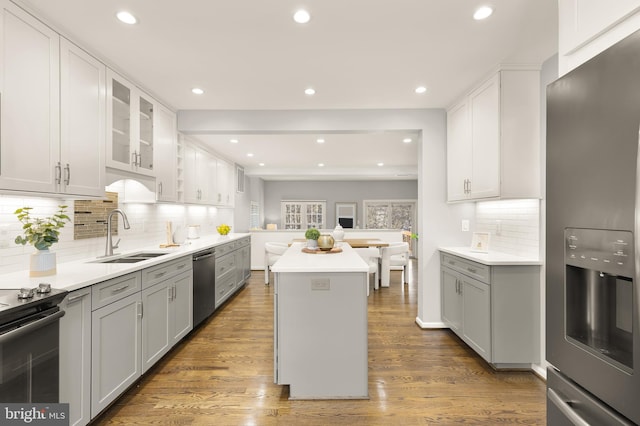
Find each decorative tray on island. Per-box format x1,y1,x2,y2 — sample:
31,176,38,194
302,247,343,254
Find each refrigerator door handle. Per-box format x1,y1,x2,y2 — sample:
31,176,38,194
547,388,590,426
636,124,640,288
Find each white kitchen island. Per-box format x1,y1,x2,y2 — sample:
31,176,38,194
272,242,369,399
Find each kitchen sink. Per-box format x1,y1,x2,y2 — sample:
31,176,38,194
91,252,169,264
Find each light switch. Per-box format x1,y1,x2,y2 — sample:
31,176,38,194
461,219,470,232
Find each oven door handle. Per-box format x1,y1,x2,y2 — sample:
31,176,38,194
0,310,65,344
547,388,590,426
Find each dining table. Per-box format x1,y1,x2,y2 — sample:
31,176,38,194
291,238,389,248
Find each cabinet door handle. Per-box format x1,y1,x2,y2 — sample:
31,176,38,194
131,151,137,167
158,182,163,196
55,162,62,185
138,301,143,318
64,163,70,185
467,179,471,194
137,152,142,167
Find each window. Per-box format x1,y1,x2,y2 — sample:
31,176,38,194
249,201,260,229
236,166,245,193
281,200,326,229
363,200,416,231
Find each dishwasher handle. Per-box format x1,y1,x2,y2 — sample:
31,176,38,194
193,250,215,261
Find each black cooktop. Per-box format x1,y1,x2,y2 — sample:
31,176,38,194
0,285,68,325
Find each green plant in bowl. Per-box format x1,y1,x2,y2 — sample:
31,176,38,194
14,205,70,250
305,228,320,240
304,228,320,249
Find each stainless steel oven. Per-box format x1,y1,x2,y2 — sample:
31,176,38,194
0,285,67,403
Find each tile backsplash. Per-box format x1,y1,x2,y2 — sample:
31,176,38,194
74,192,119,240
475,199,540,258
0,180,234,275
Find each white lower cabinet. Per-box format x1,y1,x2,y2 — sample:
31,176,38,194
85,257,193,420
141,279,171,372
440,252,540,368
59,288,92,426
91,289,142,417
142,267,193,372
440,267,462,334
459,276,491,361
172,271,193,342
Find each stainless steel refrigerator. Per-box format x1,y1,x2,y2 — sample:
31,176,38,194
546,29,640,425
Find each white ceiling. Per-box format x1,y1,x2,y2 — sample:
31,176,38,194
19,0,558,180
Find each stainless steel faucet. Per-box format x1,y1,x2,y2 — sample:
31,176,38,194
104,209,131,257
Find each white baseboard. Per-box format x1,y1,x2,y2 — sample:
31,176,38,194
415,317,447,328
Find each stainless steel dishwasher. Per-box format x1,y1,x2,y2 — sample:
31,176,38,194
192,249,216,327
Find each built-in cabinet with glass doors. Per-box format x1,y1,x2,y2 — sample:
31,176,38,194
107,70,155,177
281,201,326,229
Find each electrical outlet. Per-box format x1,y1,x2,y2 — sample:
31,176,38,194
311,278,330,291
461,219,470,232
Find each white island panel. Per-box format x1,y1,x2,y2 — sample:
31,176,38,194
273,242,368,399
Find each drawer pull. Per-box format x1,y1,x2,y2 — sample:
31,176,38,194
448,260,455,265
154,271,167,279
68,293,86,303
467,267,477,273
111,285,130,293
177,264,186,269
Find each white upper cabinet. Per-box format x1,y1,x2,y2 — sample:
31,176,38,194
60,38,106,197
0,2,105,197
154,103,177,202
183,137,213,204
215,158,235,207
106,69,154,177
559,0,640,75
181,134,237,206
446,100,471,201
0,1,59,193
446,68,541,202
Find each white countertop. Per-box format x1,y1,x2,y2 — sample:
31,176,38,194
272,242,369,273
439,247,542,266
0,234,251,292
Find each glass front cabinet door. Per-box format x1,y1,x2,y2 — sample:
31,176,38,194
106,69,155,177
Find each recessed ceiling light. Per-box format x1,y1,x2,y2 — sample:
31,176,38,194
316,138,325,144
318,163,325,167
247,153,254,157
259,163,265,167
116,11,137,25
305,87,316,96
473,6,493,20
403,138,412,143
293,9,311,24
230,139,239,144
191,87,204,95
377,162,384,167
415,86,427,94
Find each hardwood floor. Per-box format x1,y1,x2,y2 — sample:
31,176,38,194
94,264,546,425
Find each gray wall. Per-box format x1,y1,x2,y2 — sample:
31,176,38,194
264,180,418,229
